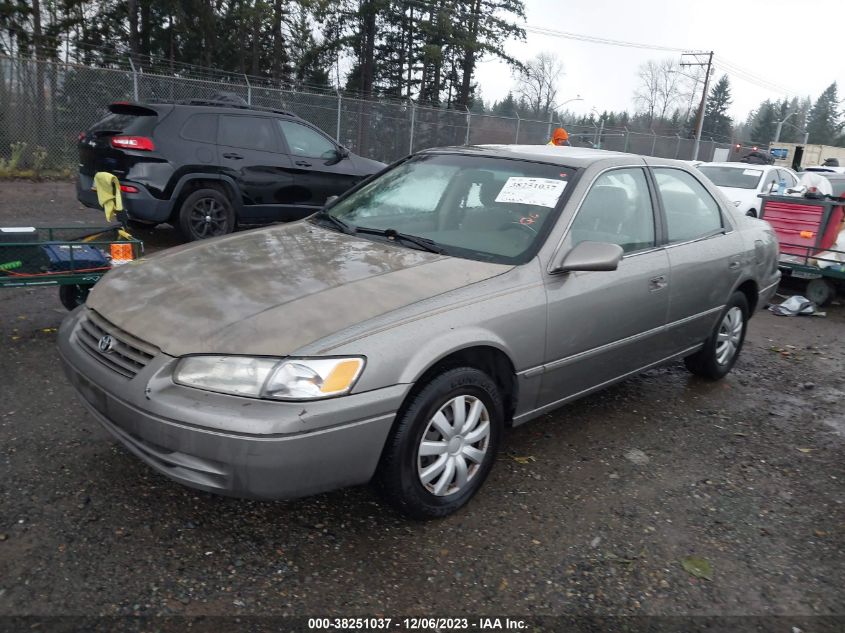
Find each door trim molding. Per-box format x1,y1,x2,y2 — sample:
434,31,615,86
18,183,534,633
516,304,723,377
513,342,705,425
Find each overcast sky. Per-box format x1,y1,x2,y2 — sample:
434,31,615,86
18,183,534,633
474,0,845,124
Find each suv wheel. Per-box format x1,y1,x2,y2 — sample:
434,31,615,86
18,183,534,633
684,291,749,380
376,367,503,519
178,188,235,241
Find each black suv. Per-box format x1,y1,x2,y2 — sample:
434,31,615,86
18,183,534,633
77,100,386,240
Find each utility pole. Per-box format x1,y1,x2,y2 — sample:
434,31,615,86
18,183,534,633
681,51,713,161
774,112,797,143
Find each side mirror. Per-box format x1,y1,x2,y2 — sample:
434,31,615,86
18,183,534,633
337,146,350,159
552,241,624,273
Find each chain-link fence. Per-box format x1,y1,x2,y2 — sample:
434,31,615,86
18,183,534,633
0,54,766,172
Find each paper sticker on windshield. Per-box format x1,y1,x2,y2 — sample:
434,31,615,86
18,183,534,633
742,169,762,176
495,177,567,208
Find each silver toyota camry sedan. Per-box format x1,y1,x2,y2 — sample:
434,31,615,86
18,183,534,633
58,145,780,519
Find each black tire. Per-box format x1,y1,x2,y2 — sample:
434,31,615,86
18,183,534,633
746,209,757,218
375,367,504,519
685,291,749,380
806,278,835,307
59,284,91,310
177,188,235,241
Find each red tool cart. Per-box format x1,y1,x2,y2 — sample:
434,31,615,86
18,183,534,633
759,195,845,306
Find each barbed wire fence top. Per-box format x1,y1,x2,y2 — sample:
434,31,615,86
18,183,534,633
0,54,766,171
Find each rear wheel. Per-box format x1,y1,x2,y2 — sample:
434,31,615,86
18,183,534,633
806,278,835,307
59,284,91,310
375,367,503,519
177,188,235,241
684,291,749,380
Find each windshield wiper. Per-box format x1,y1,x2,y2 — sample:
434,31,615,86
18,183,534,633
312,210,352,233
354,226,446,254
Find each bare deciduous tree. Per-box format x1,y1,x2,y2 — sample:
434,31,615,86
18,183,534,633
515,52,563,118
633,58,684,127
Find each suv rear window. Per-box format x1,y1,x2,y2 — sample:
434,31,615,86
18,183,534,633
89,113,139,134
218,115,278,152
181,114,217,144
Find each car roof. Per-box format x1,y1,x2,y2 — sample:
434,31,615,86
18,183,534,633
804,166,845,174
800,170,845,179
419,144,653,169
145,99,299,119
700,162,776,170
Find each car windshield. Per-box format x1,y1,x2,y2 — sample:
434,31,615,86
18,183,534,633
697,165,764,190
317,153,578,264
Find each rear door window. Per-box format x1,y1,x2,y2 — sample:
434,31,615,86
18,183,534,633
218,115,279,152
180,114,218,144
654,168,724,243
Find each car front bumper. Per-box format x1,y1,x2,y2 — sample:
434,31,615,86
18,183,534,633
58,308,407,499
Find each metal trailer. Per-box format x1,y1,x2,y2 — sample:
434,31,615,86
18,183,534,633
760,195,845,306
0,226,143,310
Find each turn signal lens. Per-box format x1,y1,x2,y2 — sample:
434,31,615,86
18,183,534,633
321,360,364,393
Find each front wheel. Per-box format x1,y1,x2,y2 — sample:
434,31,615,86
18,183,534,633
746,208,757,218
375,367,503,519
684,291,749,380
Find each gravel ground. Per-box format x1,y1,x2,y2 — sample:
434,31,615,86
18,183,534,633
0,180,843,624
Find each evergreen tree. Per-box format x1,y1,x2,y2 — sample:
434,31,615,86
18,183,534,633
702,74,733,141
491,92,517,116
751,100,777,144
806,82,842,145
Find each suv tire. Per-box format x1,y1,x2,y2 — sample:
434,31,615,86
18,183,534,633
375,367,503,519
177,188,235,241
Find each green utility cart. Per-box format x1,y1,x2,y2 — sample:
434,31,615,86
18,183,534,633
0,225,143,310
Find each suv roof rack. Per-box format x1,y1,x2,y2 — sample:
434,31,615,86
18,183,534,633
159,98,297,118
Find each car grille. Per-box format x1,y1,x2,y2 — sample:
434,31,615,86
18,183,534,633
75,309,158,378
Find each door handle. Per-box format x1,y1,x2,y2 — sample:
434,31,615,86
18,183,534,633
649,275,667,291
294,160,312,167
222,153,243,160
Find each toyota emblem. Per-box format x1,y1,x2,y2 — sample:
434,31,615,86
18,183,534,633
98,335,115,353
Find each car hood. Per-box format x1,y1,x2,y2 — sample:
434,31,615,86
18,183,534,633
87,222,510,357
353,154,387,175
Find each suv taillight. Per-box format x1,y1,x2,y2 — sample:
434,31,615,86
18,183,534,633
111,136,155,151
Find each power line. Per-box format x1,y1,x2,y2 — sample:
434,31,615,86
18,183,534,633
713,56,797,96
523,24,690,53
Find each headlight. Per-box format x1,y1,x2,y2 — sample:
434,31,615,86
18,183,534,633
173,356,365,400
732,200,742,207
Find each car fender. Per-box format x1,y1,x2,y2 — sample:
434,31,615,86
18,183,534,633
170,173,245,213
395,326,516,385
